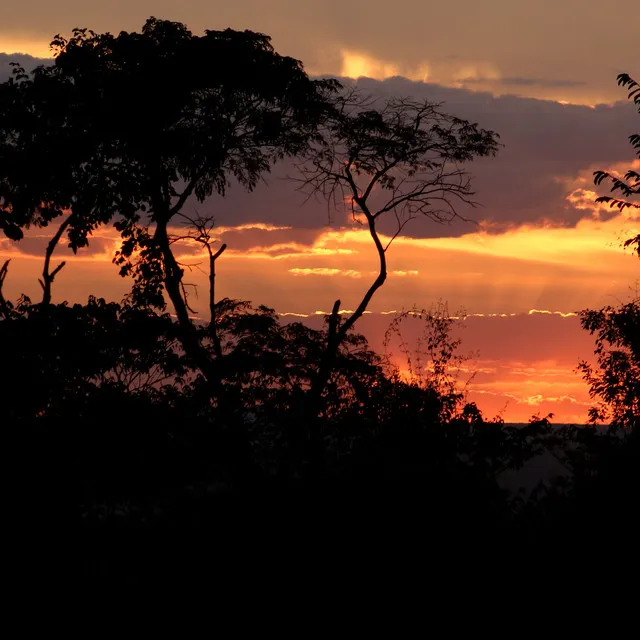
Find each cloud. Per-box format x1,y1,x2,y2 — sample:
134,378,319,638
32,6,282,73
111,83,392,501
216,222,292,233
336,53,587,94
169,76,635,239
527,309,577,318
500,77,586,88
2,53,636,239
0,53,48,81
459,76,586,88
0,229,119,260
5,206,638,324
288,267,363,277
339,49,430,83
4,1,635,103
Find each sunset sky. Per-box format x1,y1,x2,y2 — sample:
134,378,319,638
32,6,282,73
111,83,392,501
1,2,638,423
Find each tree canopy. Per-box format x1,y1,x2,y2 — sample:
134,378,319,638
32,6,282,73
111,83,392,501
0,17,339,389
0,17,337,247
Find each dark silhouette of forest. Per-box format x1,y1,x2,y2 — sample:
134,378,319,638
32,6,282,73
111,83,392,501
0,19,637,587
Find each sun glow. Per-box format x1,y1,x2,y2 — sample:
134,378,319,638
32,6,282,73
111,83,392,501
0,37,53,58
340,49,430,82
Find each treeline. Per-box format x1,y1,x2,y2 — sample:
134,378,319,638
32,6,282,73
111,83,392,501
2,295,638,582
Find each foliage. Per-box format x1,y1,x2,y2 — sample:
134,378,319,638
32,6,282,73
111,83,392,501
593,73,640,253
383,302,479,423
199,298,384,416
0,17,337,251
581,73,640,432
0,296,188,422
578,300,640,431
0,17,340,397
1,291,635,583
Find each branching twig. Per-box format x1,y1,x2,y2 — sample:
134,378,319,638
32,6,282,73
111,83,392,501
173,211,228,359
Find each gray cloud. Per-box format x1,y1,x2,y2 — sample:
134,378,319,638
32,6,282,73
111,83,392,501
0,53,47,81
461,76,586,88
4,235,116,258
193,76,636,237
1,58,636,240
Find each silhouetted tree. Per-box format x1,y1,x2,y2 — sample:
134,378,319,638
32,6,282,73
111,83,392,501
593,73,639,254
383,302,479,423
0,295,188,423
579,73,640,431
0,17,338,392
298,94,499,408
556,75,640,541
578,301,640,430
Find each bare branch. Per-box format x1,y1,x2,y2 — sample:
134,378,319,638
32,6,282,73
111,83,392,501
212,243,227,262
384,211,416,252
208,242,227,359
40,213,74,305
172,210,227,358
297,91,498,410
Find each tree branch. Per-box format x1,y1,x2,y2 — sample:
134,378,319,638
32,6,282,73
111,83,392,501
40,213,73,305
209,242,227,360
338,213,387,341
170,174,202,217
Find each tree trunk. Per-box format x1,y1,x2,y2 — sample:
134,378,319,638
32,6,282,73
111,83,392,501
308,212,387,417
154,220,222,398
39,214,73,305
209,243,226,361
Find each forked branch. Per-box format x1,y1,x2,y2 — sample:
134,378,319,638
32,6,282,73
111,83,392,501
39,214,73,305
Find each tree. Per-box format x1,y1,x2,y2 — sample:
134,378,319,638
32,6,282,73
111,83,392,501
0,295,189,422
0,17,338,393
580,72,640,431
593,73,640,254
383,302,478,424
578,302,640,430
298,94,499,408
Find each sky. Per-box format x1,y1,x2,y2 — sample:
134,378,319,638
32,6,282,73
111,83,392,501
0,1,636,104
1,3,638,423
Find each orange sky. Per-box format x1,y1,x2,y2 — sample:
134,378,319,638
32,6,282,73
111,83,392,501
0,9,638,423
2,199,638,423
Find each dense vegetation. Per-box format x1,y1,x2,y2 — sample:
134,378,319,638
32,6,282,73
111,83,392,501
0,19,637,585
